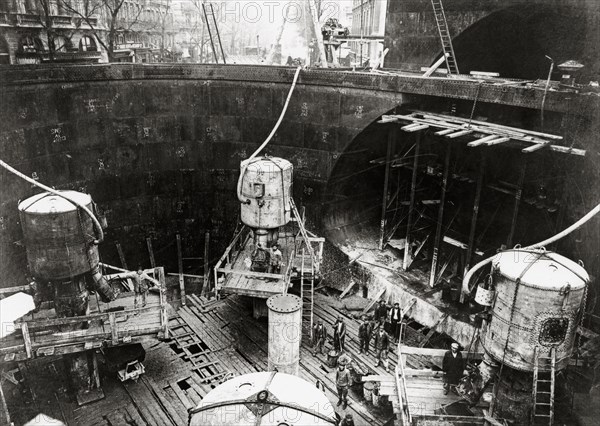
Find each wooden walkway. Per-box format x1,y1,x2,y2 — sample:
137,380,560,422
4,291,446,426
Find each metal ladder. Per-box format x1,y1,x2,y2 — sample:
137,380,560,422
531,346,556,425
200,1,226,64
299,247,315,341
430,0,459,74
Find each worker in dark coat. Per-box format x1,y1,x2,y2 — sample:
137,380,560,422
340,413,355,426
389,302,402,342
443,342,464,394
374,300,388,330
358,317,372,354
312,320,327,355
374,327,390,372
333,316,346,353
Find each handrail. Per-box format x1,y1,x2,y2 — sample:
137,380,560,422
396,325,413,425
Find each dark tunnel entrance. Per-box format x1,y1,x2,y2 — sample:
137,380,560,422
441,4,600,81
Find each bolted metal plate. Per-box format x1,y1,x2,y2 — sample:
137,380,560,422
266,294,302,313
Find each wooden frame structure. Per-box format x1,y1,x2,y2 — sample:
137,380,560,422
0,267,169,363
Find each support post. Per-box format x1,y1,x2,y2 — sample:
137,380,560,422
146,237,156,269
202,232,210,297
403,132,421,270
177,234,186,306
465,152,486,272
109,313,118,344
506,158,527,247
156,267,169,339
429,142,451,287
21,323,32,359
0,379,11,426
115,241,128,270
379,127,395,250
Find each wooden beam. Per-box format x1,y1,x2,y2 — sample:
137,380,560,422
0,285,30,295
202,232,210,297
465,152,485,271
217,268,285,280
402,123,429,132
485,137,511,146
146,237,156,269
506,158,527,247
177,234,186,306
109,313,118,345
379,127,394,250
446,129,473,139
430,143,451,287
20,323,32,359
467,135,500,147
115,241,128,270
403,132,421,270
419,314,449,347
435,128,457,136
0,378,11,426
361,287,386,315
522,141,551,153
339,280,357,300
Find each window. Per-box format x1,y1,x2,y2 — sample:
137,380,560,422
20,35,44,53
79,35,97,52
539,317,569,346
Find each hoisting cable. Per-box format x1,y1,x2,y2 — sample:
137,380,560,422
0,158,104,244
237,66,302,204
461,202,600,297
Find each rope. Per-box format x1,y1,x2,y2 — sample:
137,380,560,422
0,158,104,244
468,82,483,128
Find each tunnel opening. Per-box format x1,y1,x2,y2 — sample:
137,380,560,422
446,4,600,81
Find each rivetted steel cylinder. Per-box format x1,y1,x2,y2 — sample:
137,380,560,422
239,157,293,229
267,294,302,376
481,249,588,372
18,191,99,280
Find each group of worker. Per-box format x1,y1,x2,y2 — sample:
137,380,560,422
251,242,283,274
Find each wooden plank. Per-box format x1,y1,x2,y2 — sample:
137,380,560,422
177,234,186,306
361,287,386,315
202,232,210,296
20,323,32,359
168,380,194,410
467,134,500,147
338,279,356,300
146,237,156,269
109,313,118,345
419,314,449,347
0,285,30,294
485,137,511,146
446,129,473,139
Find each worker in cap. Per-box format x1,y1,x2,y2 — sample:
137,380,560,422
269,243,283,274
335,355,351,409
442,342,464,395
340,413,355,426
333,316,346,352
389,302,402,343
358,316,372,354
312,319,327,356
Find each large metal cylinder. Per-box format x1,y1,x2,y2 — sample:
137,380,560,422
481,249,588,372
240,157,293,229
189,372,336,425
267,294,302,376
19,191,99,280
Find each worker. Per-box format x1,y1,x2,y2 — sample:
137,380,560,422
312,319,327,355
374,327,390,372
251,242,270,273
358,316,372,354
389,302,402,343
270,243,283,274
340,413,355,426
333,316,346,353
335,358,351,409
443,342,464,395
374,300,388,330
129,266,159,310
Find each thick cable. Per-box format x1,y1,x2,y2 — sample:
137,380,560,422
0,158,104,244
462,203,600,297
237,66,302,203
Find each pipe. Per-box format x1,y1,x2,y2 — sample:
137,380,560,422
90,266,117,302
0,159,104,244
462,203,600,296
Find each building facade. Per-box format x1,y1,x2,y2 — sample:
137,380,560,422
0,0,174,64
350,0,386,65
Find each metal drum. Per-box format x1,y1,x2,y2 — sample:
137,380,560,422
267,294,302,375
189,372,336,425
481,249,588,372
19,191,98,280
239,157,293,229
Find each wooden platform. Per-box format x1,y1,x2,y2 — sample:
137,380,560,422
3,291,412,426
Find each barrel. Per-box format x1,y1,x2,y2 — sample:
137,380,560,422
363,381,375,401
326,350,339,368
267,294,302,375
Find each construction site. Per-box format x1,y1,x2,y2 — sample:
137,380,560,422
1,1,599,425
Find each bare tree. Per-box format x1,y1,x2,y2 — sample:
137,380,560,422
31,0,82,62
58,0,143,62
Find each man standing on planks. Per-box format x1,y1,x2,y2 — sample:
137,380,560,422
443,342,464,395
374,300,388,332
121,266,160,312
333,316,347,353
312,319,327,356
389,302,402,343
335,358,351,409
358,316,372,354
374,327,390,372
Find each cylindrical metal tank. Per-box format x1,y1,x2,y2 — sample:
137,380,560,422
481,249,588,372
189,372,337,426
266,294,302,375
239,157,293,230
19,191,99,280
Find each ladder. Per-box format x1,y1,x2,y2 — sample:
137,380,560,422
531,346,556,425
430,0,459,74
299,247,315,340
200,1,226,64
